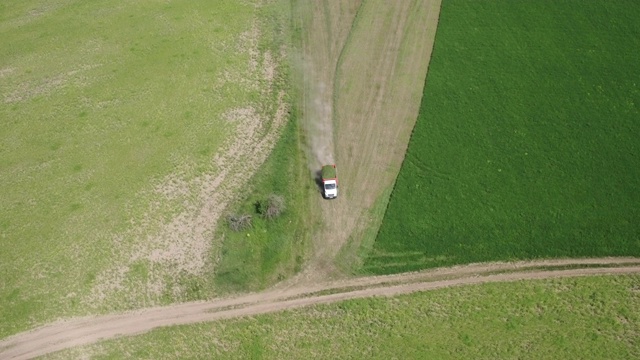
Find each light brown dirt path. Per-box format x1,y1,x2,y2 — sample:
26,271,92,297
1,258,640,359
297,0,443,283
298,0,362,171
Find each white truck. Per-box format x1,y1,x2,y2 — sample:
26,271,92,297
321,164,338,199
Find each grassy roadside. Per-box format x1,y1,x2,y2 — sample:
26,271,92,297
365,0,640,274
211,0,316,293
45,275,640,359
212,114,314,292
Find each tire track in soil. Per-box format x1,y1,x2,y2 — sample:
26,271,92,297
1,258,639,359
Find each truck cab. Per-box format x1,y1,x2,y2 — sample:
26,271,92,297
323,179,338,199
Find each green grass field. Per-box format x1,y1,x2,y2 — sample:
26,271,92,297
364,0,640,274
44,275,640,359
0,0,295,338
213,113,313,293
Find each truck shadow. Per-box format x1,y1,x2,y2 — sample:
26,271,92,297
314,170,325,198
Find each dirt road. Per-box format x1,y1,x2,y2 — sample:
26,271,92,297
298,0,444,282
1,258,639,359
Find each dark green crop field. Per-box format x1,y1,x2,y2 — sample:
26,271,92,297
365,0,640,274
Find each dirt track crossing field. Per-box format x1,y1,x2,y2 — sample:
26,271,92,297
1,258,639,359
298,0,443,282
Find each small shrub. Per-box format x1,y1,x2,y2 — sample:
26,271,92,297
254,200,265,216
259,194,285,221
227,214,252,231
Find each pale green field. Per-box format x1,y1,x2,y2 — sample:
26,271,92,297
46,275,640,359
0,0,289,338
